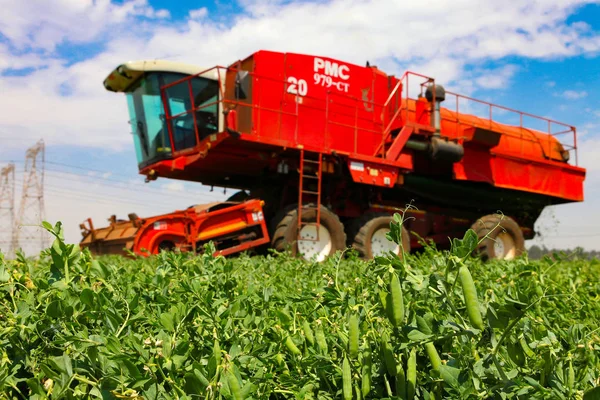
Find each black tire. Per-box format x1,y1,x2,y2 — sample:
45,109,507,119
271,204,346,261
157,240,175,253
470,214,525,261
350,213,410,259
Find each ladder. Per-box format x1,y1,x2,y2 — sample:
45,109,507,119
297,149,323,241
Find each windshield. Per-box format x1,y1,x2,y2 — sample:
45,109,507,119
125,72,219,167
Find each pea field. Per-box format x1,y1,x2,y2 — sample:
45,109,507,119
1,219,600,400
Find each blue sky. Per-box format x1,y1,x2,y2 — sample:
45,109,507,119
1,0,600,254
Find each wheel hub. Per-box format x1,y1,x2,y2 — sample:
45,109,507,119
493,231,516,260
297,224,332,262
371,227,400,257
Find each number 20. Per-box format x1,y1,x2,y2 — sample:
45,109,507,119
287,77,307,96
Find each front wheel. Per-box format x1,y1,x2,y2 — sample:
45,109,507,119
271,205,346,262
350,214,411,259
471,214,525,260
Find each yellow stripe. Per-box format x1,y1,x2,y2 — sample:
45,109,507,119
198,221,247,240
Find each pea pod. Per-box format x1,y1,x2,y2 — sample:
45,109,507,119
395,363,406,399
275,353,289,375
406,348,417,400
214,339,221,366
342,356,352,400
389,272,404,327
519,337,536,359
303,320,315,346
540,352,552,387
227,371,243,400
535,284,544,298
568,358,575,390
425,342,441,371
315,325,328,354
458,265,484,330
193,368,210,388
285,335,301,357
361,348,372,398
355,384,362,400
349,314,359,359
381,332,397,376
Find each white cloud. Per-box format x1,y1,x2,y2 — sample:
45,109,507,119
559,89,588,99
474,65,519,89
577,121,600,138
189,8,208,20
162,182,184,192
0,0,170,51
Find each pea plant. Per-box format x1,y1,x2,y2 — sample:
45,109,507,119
1,219,599,399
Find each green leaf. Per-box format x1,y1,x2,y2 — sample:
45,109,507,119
26,377,46,396
46,300,63,318
407,329,432,342
160,312,175,332
0,266,9,282
42,221,54,232
63,354,73,377
106,335,121,354
80,288,95,307
121,359,142,380
439,365,460,388
89,387,103,398
50,354,73,377
462,229,479,254
90,259,108,279
184,372,206,394
51,280,69,291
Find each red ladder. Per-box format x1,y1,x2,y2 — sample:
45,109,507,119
297,149,323,241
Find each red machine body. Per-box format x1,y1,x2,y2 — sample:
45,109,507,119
101,51,585,260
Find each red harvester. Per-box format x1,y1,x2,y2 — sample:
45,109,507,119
81,51,585,261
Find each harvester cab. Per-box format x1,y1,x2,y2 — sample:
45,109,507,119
103,60,223,174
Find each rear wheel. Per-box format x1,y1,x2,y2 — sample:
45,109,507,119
271,204,346,262
350,214,410,259
471,214,525,260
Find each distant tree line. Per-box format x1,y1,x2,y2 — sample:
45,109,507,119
527,245,600,261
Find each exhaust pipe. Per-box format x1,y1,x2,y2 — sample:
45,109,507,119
425,83,446,135
410,83,463,163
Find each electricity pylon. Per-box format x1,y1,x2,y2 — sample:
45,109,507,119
0,163,15,256
13,140,47,256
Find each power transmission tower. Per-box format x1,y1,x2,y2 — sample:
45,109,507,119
13,140,48,256
0,163,15,256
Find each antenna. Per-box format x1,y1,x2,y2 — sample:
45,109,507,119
0,163,15,257
13,140,48,256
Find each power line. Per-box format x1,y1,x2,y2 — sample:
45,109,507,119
41,168,220,202
535,233,600,239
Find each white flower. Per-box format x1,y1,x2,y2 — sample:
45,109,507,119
43,379,54,392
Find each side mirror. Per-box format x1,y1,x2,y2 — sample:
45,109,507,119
235,70,250,100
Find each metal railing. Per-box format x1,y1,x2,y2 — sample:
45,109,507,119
156,65,578,166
